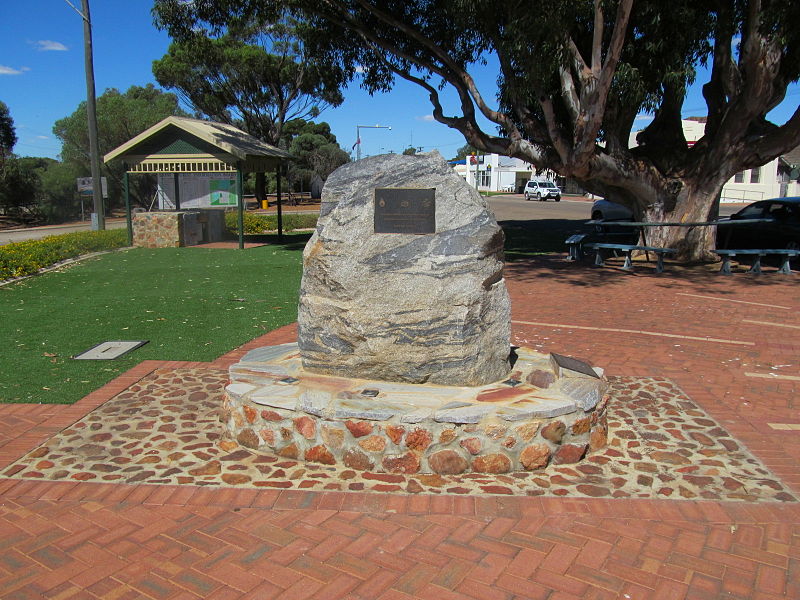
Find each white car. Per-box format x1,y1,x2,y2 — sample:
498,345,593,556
524,180,561,201
591,199,634,221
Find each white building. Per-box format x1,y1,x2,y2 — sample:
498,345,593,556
452,155,556,193
452,118,800,201
642,117,800,203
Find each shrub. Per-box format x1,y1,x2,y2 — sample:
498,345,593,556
224,211,318,234
0,229,128,281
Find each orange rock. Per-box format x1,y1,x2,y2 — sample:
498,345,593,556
515,422,540,442
438,429,457,444
385,425,405,444
405,428,432,451
520,444,550,470
278,443,299,459
219,440,238,451
460,437,482,455
345,420,374,438
358,435,386,452
382,452,420,474
305,445,336,465
243,405,257,424
572,417,591,435
294,416,316,440
428,450,468,475
472,453,511,474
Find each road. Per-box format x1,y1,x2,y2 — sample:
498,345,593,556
0,219,128,246
0,198,741,245
486,194,740,222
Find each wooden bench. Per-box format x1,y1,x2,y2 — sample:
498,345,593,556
585,243,676,273
714,249,799,275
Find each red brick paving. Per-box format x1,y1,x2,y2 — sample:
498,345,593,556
1,256,799,599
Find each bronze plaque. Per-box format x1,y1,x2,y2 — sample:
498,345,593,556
374,188,435,234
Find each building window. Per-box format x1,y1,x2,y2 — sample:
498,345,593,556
479,170,491,188
750,167,760,184
734,171,745,183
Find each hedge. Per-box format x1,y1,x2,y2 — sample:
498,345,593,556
224,211,318,235
0,229,128,281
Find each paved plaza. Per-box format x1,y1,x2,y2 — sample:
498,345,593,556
1,254,798,599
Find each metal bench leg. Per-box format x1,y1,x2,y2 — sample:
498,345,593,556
594,249,605,266
655,252,665,273
719,255,733,275
778,256,793,275
622,250,634,271
748,254,763,274
567,244,579,261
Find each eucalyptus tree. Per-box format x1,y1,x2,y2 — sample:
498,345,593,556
152,26,345,145
153,20,346,199
0,101,16,165
155,0,800,260
54,84,186,208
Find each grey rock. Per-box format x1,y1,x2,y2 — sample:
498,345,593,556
559,378,608,411
400,408,435,423
299,389,331,417
240,344,296,364
298,152,511,386
434,404,495,423
249,385,300,410
225,383,256,402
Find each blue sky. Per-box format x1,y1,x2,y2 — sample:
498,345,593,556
1,1,798,162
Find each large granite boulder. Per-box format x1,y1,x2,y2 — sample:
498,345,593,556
297,151,511,386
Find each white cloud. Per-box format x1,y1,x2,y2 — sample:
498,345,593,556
35,40,68,51
0,65,29,75
36,135,49,140
634,114,654,123
354,65,367,74
417,114,435,122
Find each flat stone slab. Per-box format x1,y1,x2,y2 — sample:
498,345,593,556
224,343,603,424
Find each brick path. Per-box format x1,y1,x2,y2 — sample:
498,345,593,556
1,255,798,599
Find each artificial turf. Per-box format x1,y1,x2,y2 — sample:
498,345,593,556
1,243,304,404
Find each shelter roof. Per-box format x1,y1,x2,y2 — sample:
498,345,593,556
103,116,291,173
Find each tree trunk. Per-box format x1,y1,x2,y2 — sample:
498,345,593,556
640,181,722,262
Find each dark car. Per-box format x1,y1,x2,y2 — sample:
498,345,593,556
717,197,800,250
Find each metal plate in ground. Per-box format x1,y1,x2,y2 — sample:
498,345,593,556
73,341,149,360
550,352,600,378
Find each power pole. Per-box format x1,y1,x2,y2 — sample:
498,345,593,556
67,0,104,229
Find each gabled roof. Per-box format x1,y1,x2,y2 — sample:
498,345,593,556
781,145,800,167
104,116,291,173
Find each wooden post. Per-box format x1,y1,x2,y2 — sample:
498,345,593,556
276,163,284,242
123,169,132,246
237,168,245,250
173,172,181,210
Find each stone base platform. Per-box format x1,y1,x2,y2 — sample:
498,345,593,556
223,344,610,475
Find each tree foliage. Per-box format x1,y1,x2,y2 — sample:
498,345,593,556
53,84,187,208
154,0,800,259
152,26,346,146
0,101,16,162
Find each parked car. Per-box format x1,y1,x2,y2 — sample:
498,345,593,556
717,197,800,250
590,199,634,221
524,180,561,201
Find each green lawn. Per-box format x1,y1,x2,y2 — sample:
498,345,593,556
1,242,305,404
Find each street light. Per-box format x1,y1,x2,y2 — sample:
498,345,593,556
355,124,391,161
